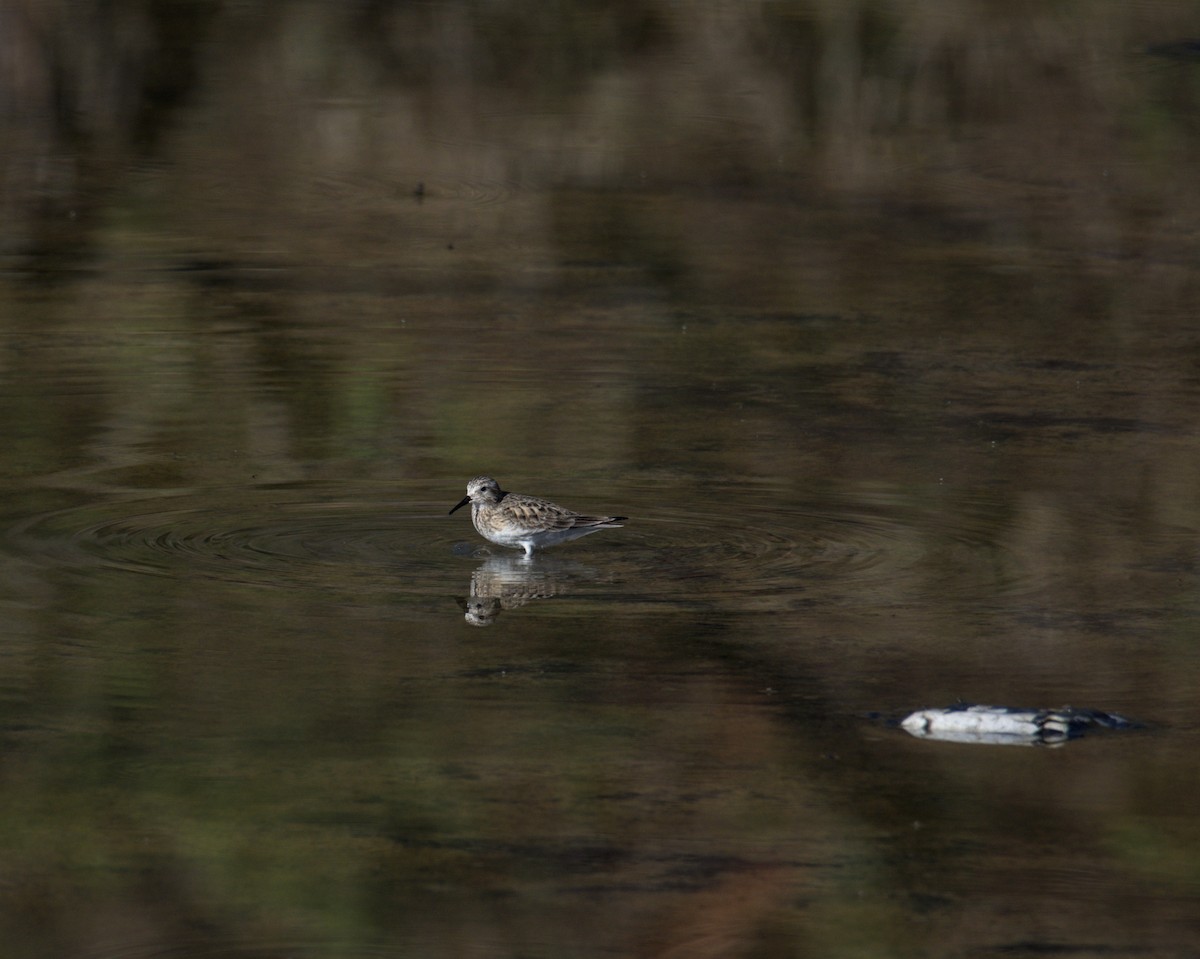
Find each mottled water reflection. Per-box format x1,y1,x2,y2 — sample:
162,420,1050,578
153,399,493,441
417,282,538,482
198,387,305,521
4,0,1200,957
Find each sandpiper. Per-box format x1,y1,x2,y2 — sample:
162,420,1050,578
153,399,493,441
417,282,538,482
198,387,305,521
449,475,626,555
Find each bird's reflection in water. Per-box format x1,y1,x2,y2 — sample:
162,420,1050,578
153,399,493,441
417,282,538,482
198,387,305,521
455,553,602,626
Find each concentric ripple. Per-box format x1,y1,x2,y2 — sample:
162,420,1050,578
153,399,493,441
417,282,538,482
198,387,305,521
552,483,1044,614
4,488,454,591
2,482,1043,612
599,499,914,611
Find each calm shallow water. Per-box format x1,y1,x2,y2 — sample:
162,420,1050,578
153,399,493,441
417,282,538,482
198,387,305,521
4,2,1200,957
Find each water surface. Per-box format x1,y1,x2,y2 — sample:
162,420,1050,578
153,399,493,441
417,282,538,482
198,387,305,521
3,2,1200,957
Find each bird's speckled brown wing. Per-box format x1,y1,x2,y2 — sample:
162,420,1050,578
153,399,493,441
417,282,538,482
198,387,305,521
496,493,581,532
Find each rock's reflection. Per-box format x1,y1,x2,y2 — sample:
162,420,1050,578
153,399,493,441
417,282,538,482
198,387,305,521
455,553,601,625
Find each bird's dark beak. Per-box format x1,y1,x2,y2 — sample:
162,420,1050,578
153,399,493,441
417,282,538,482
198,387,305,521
449,495,471,515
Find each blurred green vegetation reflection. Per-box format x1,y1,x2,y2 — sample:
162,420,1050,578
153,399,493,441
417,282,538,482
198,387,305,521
4,1,1200,957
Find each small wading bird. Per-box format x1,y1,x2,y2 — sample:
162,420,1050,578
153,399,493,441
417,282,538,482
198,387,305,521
450,475,626,556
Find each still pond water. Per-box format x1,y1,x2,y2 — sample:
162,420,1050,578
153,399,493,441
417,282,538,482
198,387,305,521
2,2,1200,957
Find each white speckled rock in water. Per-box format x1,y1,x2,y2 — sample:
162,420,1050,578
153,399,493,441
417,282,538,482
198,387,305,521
900,704,1139,746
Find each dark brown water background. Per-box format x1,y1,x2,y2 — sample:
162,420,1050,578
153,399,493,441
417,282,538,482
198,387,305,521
3,2,1200,957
